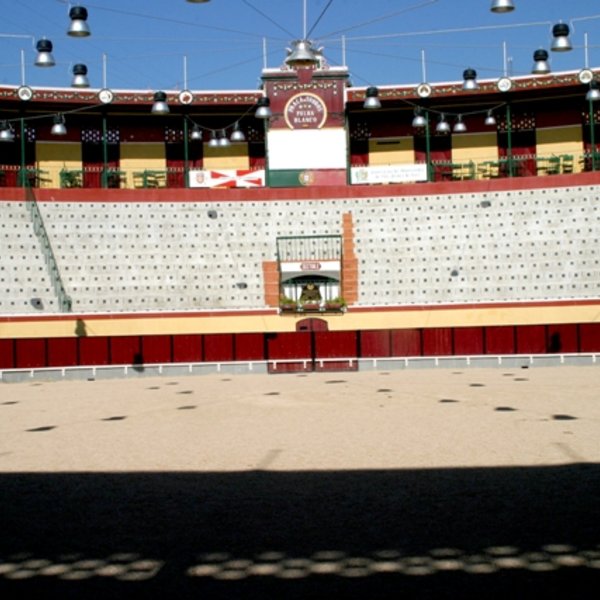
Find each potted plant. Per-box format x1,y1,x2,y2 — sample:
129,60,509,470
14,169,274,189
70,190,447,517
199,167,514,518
325,297,347,311
279,296,297,312
300,301,321,311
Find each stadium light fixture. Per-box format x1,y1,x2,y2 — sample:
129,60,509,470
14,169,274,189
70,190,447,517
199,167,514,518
68,6,91,37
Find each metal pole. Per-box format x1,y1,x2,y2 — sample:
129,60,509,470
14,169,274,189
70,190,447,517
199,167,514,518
19,117,26,187
102,113,109,188
425,111,432,182
590,98,597,171
303,0,307,39
506,103,513,177
183,117,190,187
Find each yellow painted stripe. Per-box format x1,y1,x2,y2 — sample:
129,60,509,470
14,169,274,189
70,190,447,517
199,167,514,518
1,303,599,339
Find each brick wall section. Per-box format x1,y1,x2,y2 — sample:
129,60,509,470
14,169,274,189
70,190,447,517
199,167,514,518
342,212,359,304
263,261,280,307
264,212,358,308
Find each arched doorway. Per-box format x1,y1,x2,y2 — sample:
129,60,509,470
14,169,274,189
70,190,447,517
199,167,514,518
296,318,329,332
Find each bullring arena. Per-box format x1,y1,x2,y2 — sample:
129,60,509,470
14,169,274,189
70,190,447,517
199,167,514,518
2,0,600,597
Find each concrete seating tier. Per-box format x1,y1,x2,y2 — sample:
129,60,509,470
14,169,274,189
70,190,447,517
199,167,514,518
0,184,598,314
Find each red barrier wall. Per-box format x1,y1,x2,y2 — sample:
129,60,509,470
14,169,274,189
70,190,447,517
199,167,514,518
360,330,391,357
204,334,234,362
142,335,172,364
0,339,14,368
3,323,598,373
485,326,515,354
422,328,453,356
47,338,78,367
234,333,265,361
15,339,46,368
454,327,484,355
391,329,422,356
79,336,110,365
172,335,202,363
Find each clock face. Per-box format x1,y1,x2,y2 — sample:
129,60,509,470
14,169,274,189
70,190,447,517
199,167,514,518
497,77,513,92
416,83,432,98
98,89,114,104
17,86,33,101
578,69,594,84
178,90,194,104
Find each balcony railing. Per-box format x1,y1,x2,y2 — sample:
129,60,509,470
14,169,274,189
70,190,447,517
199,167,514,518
0,152,598,190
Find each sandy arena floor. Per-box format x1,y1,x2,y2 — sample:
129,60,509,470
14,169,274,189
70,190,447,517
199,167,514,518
1,366,599,599
1,366,599,472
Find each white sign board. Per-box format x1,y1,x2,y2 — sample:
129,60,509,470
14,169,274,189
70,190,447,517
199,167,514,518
351,163,428,184
267,129,347,170
188,169,265,188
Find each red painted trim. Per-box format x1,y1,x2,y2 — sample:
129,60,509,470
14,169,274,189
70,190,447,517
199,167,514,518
349,298,600,314
2,171,599,203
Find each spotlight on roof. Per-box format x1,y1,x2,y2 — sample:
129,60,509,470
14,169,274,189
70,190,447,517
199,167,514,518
462,68,479,91
190,124,203,141
51,114,67,136
230,122,246,142
255,96,272,119
71,63,90,88
363,86,381,109
0,121,15,142
35,39,55,67
436,114,451,133
485,110,497,126
551,23,572,52
412,108,427,128
68,6,91,37
586,81,600,102
531,49,551,74
453,115,467,133
490,0,515,13
151,91,169,114
218,129,231,147
208,131,219,147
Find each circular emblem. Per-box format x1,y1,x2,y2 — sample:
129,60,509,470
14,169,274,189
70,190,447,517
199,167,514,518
416,83,432,98
284,93,327,129
178,90,194,104
497,77,513,92
298,171,315,186
98,88,114,104
17,85,33,101
578,69,594,84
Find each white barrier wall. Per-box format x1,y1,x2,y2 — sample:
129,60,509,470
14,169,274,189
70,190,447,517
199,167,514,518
1,183,598,314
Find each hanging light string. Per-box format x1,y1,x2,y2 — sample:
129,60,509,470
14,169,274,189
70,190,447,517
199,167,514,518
1,100,102,128
6,3,599,92
183,102,259,142
318,0,439,39
0,94,266,138
306,0,335,39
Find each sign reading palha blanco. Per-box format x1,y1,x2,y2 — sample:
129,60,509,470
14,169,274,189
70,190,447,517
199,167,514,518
284,93,328,129
351,163,428,184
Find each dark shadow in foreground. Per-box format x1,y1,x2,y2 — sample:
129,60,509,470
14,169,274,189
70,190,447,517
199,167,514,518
1,465,600,599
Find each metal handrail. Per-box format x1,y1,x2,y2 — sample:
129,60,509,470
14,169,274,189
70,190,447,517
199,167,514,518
24,182,72,312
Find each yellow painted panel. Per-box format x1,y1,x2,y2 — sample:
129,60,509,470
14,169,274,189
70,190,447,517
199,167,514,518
369,137,414,165
204,143,249,170
451,132,498,163
1,303,598,339
536,126,583,172
120,143,165,170
36,142,82,188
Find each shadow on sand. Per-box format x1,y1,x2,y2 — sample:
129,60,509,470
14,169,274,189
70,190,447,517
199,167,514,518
1,464,599,599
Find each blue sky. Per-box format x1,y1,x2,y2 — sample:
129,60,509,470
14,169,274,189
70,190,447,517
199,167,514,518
1,0,599,91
